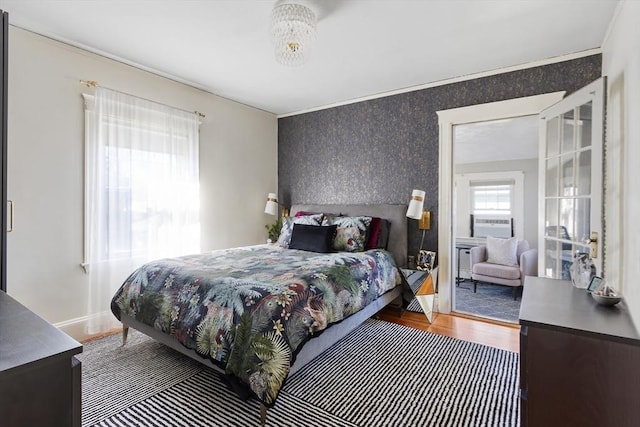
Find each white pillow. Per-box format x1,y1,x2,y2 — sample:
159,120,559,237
486,236,518,266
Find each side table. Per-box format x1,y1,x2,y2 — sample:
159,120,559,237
400,269,435,322
456,243,477,284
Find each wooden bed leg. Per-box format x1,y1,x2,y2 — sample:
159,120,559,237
122,325,129,346
260,404,267,426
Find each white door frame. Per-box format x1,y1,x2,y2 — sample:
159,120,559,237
436,92,565,314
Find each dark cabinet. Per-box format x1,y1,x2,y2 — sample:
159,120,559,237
0,9,8,293
519,277,640,427
0,291,82,427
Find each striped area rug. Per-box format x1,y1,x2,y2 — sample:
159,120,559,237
78,328,205,426
82,319,520,427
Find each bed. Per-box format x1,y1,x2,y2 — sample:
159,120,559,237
110,204,407,424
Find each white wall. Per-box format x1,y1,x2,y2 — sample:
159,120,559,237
6,27,277,338
602,0,640,329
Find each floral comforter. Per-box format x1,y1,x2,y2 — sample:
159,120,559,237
110,244,399,406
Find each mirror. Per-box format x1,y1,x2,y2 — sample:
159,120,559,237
401,267,437,322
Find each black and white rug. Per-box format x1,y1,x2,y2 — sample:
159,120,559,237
79,319,520,427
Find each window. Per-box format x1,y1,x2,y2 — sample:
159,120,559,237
103,144,198,261
85,88,201,264
471,182,514,216
83,87,201,332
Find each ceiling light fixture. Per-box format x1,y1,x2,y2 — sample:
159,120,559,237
270,2,316,66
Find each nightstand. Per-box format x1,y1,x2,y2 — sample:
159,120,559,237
400,268,435,322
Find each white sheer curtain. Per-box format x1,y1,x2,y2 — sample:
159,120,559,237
84,87,200,333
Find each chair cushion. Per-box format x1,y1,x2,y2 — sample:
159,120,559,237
472,261,521,280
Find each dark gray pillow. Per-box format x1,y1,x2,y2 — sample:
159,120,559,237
377,220,391,249
289,224,338,253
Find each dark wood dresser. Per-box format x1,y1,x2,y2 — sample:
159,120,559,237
0,291,82,427
519,277,640,427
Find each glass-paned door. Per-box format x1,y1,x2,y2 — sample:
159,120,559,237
539,78,605,279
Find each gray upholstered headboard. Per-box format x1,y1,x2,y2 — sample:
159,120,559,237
290,204,407,267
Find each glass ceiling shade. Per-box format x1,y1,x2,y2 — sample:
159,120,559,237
270,3,317,66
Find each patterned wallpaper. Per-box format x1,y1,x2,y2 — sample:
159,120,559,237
278,55,602,262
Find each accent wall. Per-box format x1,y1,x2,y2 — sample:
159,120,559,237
278,55,602,263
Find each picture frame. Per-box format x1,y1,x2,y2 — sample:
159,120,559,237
417,250,436,272
587,275,604,293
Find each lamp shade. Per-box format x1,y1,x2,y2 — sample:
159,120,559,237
406,189,425,220
264,193,279,216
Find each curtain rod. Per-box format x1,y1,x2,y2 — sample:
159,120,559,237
80,80,206,119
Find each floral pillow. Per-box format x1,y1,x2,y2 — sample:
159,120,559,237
277,214,323,248
324,215,372,252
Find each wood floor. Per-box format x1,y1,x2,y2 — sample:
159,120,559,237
84,309,521,353
378,307,520,353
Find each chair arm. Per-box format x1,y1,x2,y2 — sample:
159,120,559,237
520,248,538,278
470,246,487,268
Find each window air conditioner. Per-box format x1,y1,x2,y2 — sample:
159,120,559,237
471,214,513,239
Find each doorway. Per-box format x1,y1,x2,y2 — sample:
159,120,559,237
452,116,537,323
436,92,566,315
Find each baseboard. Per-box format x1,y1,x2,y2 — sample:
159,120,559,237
54,311,121,342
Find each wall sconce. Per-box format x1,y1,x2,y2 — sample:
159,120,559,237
419,210,431,230
406,189,425,220
264,193,289,217
407,190,434,271
418,210,431,253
